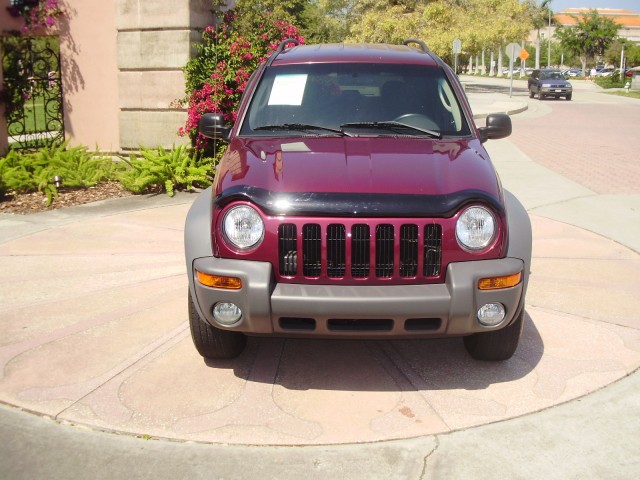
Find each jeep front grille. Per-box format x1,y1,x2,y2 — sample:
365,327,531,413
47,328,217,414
278,222,442,281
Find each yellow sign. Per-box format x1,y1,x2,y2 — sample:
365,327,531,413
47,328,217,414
519,49,530,61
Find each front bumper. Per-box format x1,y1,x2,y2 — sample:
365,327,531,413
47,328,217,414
190,256,525,338
540,86,572,96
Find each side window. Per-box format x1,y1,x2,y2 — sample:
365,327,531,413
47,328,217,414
437,78,463,131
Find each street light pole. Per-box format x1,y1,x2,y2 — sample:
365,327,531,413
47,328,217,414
541,0,552,68
547,1,552,67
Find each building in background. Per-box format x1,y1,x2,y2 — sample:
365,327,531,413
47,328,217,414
1,0,215,154
553,8,640,45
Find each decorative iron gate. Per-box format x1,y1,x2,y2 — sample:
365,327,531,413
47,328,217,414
1,35,64,150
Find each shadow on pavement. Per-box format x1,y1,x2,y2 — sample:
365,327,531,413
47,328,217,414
464,82,529,97
203,312,543,392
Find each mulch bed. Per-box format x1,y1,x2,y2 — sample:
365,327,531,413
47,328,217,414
0,182,135,215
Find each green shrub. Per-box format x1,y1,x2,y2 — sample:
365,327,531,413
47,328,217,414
117,145,214,197
0,149,38,193
0,142,116,206
594,76,625,89
179,8,304,151
0,143,213,208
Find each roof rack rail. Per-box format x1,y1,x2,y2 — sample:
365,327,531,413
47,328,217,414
403,39,431,54
266,38,300,67
403,38,452,72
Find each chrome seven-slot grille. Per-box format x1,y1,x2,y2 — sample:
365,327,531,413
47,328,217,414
278,222,442,281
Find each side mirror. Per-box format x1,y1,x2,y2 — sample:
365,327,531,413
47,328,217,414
199,113,232,141
478,113,512,143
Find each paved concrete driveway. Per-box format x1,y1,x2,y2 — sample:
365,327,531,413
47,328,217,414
1,76,639,477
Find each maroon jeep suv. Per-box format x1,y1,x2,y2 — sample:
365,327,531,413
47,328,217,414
185,39,531,361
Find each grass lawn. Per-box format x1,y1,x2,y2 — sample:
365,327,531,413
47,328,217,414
603,90,640,100
7,98,48,136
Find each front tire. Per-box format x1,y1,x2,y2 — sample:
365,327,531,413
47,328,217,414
188,290,247,359
566,94,572,101
463,309,525,361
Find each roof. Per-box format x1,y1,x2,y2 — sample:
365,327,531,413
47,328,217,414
270,43,439,67
555,8,640,28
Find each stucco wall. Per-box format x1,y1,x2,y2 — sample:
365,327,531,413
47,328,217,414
60,0,120,152
1,0,216,154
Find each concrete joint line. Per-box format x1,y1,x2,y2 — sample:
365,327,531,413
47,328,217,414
120,108,185,113
419,435,440,479
366,341,452,431
117,27,194,33
528,303,640,332
52,322,189,423
119,67,184,73
527,192,598,213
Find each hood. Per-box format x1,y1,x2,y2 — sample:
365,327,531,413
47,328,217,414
214,136,502,216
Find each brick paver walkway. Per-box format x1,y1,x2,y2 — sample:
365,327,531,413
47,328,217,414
509,97,640,194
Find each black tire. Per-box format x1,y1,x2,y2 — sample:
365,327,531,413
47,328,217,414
188,290,247,359
463,309,525,361
566,94,572,101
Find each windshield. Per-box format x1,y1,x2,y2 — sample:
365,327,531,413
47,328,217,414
239,63,471,137
540,71,565,80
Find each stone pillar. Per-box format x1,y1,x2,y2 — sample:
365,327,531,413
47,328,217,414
116,1,215,150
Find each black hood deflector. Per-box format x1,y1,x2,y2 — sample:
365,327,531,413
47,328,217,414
214,185,503,218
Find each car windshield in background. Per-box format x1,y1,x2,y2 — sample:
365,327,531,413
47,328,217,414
240,63,471,138
540,71,565,80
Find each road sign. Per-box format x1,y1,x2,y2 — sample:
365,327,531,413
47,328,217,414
505,42,520,59
453,39,462,54
505,43,522,98
519,49,530,61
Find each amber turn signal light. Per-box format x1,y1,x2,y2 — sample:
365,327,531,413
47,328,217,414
478,272,522,290
196,270,243,290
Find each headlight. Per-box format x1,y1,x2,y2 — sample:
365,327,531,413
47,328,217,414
222,205,264,249
456,206,496,251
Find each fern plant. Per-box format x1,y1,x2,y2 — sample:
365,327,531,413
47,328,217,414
0,142,116,206
117,145,214,196
1,143,213,208
48,144,115,188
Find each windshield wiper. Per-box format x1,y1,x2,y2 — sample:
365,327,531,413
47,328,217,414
341,121,441,138
254,124,350,136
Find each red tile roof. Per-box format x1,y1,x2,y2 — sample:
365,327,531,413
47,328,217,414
555,8,640,28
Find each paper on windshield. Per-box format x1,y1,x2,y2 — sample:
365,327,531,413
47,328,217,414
268,74,308,106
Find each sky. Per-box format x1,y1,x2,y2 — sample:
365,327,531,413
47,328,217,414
550,0,640,12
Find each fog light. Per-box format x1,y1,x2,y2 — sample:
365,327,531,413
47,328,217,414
477,303,506,326
212,302,242,325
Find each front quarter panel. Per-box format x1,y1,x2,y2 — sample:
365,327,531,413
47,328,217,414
504,189,532,311
184,187,214,318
